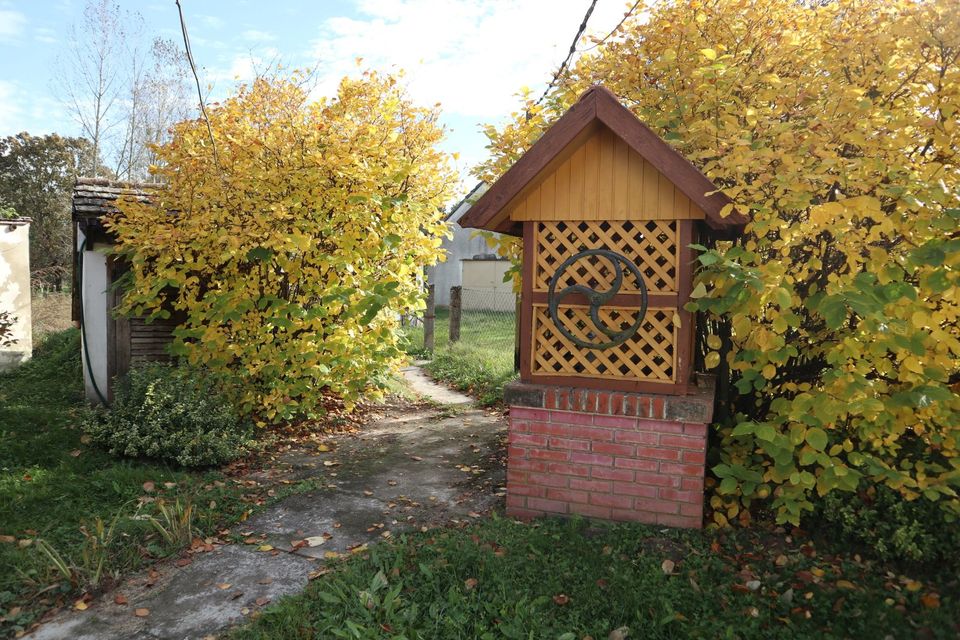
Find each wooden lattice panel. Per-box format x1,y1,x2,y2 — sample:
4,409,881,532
531,304,677,383
534,220,678,293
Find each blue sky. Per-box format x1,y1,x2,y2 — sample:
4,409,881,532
0,0,636,194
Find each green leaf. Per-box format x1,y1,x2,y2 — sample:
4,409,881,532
805,428,828,451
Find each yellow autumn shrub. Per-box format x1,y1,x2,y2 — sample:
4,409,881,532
478,0,960,524
108,71,454,423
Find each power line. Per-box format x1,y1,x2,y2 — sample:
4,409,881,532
527,0,598,120
175,0,221,172
579,0,642,52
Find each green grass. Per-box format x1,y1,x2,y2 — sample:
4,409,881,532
403,307,517,406
232,515,958,639
0,330,260,636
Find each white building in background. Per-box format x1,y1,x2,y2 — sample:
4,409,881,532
0,217,32,371
428,183,515,309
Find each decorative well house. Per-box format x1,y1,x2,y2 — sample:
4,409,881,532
460,86,747,527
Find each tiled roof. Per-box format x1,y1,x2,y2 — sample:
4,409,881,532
72,177,160,221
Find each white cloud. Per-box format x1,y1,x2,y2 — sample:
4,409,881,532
33,27,57,44
0,80,69,137
197,14,224,29
0,8,26,42
0,80,24,133
242,29,275,42
307,0,632,121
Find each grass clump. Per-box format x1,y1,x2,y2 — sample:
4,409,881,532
0,331,250,635
232,515,958,639
404,306,517,406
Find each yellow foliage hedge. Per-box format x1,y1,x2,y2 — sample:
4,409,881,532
477,0,960,525
109,72,454,423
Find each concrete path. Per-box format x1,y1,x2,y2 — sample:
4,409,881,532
27,369,505,640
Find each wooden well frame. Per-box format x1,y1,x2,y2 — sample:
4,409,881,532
460,86,747,396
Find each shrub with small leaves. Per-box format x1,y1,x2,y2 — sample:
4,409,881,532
817,484,960,569
83,362,253,467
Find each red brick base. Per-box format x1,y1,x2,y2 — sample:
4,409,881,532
504,381,714,528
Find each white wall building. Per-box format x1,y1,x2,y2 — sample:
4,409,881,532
428,183,514,308
0,218,32,371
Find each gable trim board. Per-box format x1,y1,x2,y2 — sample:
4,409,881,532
458,86,747,236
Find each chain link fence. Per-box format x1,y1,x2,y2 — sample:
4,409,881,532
404,286,517,364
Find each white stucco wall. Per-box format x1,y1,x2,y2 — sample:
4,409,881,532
427,221,495,305
77,227,110,403
0,219,32,371
461,259,516,312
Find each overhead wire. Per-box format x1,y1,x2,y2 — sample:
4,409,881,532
579,0,642,52
526,0,599,119
175,0,222,173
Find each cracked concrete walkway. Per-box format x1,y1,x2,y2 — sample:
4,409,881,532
27,368,505,640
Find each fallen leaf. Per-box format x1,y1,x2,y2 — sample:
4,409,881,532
304,536,326,547
217,583,231,590
317,444,330,452
258,578,273,585
175,558,192,567
257,545,274,552
780,588,794,605
80,434,92,444
608,626,630,640
323,551,340,559
552,593,570,605
836,580,856,590
464,578,478,591
775,554,788,567
255,597,270,606
69,449,82,457
905,579,923,592
74,600,88,611
0,535,15,544
661,559,675,575
114,594,128,605
920,593,940,609
142,481,155,493
134,608,150,617
322,461,338,467
746,580,761,591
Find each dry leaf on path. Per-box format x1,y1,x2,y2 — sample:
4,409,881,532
661,559,675,575
134,608,150,617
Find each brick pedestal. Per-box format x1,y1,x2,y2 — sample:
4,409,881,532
504,378,715,528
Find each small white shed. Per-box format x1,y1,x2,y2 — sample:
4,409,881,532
0,217,32,371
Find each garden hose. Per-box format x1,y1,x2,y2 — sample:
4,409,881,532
77,237,110,406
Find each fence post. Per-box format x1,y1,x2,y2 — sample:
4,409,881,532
424,284,435,352
449,286,462,343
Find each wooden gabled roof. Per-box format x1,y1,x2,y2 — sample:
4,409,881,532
459,86,748,236
72,177,159,222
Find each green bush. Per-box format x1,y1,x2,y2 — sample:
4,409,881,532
83,362,253,467
817,484,960,569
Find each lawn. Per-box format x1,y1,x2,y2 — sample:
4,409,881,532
403,306,517,406
232,515,958,639
0,331,271,636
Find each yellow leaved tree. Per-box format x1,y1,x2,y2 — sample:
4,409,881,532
108,71,454,423
478,0,960,525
